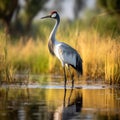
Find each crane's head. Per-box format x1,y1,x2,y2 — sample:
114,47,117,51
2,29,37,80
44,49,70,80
41,11,60,20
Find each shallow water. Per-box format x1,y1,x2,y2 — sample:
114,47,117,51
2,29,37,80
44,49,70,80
0,77,120,120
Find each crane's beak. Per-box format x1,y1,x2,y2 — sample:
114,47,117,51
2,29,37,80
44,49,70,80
41,15,50,19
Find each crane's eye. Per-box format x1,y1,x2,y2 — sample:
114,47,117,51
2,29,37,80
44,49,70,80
51,13,57,18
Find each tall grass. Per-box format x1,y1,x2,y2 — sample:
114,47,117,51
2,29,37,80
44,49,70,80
0,33,13,83
78,30,120,84
0,20,120,84
52,27,120,84
8,38,49,74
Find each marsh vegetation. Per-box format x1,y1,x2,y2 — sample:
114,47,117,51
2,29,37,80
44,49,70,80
0,0,120,85
0,16,120,85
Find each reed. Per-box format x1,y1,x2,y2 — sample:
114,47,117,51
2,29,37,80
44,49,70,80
0,21,120,84
77,30,120,84
0,33,13,83
7,38,49,74
46,26,120,83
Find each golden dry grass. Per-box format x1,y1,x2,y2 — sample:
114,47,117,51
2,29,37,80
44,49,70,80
0,27,120,84
77,30,120,83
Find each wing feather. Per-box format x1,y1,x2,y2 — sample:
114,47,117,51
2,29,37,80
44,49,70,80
54,42,83,74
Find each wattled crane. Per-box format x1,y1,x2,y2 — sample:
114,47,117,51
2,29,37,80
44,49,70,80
41,11,83,89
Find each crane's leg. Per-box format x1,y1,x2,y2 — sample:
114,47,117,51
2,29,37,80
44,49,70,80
68,85,74,105
67,66,74,105
63,66,67,107
63,85,67,108
63,66,67,89
68,66,74,88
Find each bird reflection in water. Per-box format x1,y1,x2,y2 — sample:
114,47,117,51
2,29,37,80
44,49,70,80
54,87,82,120
63,87,82,110
62,87,83,120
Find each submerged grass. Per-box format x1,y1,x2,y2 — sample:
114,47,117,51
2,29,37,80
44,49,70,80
0,19,120,84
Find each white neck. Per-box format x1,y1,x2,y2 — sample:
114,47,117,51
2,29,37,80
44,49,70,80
48,17,60,55
49,18,60,43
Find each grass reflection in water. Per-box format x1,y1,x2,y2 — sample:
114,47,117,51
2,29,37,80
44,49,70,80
0,84,120,120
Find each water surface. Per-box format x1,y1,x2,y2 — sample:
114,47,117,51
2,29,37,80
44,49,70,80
0,76,120,120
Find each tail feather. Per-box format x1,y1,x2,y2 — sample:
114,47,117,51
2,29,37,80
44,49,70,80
70,54,83,75
76,54,83,75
